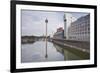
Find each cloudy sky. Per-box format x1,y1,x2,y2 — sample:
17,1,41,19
21,10,89,37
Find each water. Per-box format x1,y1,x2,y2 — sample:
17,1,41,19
21,41,89,63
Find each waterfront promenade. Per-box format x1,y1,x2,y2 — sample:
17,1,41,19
52,38,90,53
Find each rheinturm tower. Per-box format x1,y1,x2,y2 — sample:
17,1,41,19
64,13,67,39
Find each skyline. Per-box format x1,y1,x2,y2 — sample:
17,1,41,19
21,10,89,37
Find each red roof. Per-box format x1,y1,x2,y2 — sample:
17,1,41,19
57,27,63,32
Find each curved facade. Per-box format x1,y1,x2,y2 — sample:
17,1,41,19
68,14,90,42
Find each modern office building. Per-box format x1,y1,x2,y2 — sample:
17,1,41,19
68,14,90,42
53,27,64,39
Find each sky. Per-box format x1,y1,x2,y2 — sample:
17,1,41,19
21,10,89,37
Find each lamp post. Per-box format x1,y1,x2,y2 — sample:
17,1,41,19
71,16,72,24
45,18,48,58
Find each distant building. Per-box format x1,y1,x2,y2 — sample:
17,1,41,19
21,36,35,43
68,14,90,42
57,27,63,32
53,27,64,39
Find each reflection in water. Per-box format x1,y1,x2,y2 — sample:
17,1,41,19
21,41,64,63
21,41,89,63
54,44,82,60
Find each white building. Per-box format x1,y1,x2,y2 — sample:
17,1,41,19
67,14,90,42
64,13,76,39
53,27,64,39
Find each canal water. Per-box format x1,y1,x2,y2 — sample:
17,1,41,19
21,41,86,63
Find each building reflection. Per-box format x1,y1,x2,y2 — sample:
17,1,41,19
53,43,90,60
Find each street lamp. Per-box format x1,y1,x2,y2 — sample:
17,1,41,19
45,18,48,58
